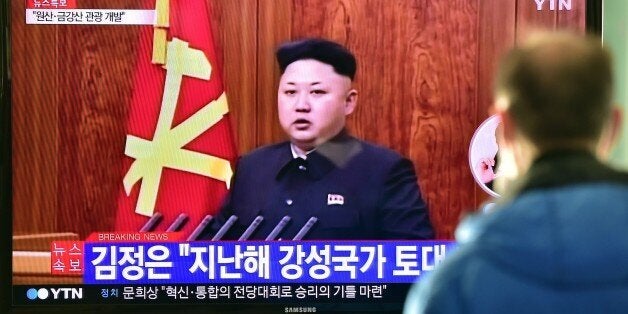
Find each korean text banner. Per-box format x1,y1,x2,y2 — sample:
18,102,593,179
84,241,456,284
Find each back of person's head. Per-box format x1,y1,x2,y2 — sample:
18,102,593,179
495,32,613,149
276,38,357,80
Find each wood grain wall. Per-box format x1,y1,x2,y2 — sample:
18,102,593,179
12,0,586,240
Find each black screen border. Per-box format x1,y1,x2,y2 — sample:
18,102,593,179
1,0,12,312
586,0,603,35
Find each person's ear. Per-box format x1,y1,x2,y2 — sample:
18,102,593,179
493,96,516,150
344,89,358,115
597,106,623,159
492,98,521,195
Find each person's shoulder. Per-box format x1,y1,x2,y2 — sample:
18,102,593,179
502,182,628,217
233,142,291,175
496,183,628,241
405,242,483,313
239,141,290,162
353,137,406,163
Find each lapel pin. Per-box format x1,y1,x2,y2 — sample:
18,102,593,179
327,194,344,205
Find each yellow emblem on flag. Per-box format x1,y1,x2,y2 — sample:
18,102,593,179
123,0,233,217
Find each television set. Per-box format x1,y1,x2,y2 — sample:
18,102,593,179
1,0,603,312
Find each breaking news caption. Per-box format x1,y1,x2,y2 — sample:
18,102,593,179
13,232,456,305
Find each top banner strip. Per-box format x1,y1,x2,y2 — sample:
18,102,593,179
26,9,156,25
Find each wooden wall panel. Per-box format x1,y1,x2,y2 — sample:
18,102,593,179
13,1,146,238
556,0,586,31
209,0,259,154
55,0,139,238
476,0,517,207
291,0,480,238
11,2,59,235
256,0,293,147
516,0,558,42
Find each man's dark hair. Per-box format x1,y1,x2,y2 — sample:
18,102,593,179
276,38,357,80
496,32,613,147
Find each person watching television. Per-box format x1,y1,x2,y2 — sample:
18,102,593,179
404,32,628,314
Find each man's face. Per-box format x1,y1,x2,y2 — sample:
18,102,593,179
278,59,356,151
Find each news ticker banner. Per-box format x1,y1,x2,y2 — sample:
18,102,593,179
49,237,456,284
13,283,414,305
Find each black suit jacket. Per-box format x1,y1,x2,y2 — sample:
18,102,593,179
203,132,433,240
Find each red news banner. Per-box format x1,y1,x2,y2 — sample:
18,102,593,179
26,0,77,9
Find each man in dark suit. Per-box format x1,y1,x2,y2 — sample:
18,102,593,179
204,38,433,240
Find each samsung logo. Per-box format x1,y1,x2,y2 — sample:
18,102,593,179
26,288,83,300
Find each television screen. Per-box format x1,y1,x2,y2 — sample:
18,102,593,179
3,0,592,312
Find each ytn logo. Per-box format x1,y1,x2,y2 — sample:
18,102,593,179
534,0,572,11
26,288,83,300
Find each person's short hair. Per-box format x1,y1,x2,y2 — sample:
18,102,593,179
276,38,357,80
495,32,614,146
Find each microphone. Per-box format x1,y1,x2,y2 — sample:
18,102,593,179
292,217,318,240
265,216,291,241
139,212,163,232
186,215,213,241
238,216,264,241
211,215,238,241
166,213,188,232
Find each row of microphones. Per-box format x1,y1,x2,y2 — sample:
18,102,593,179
239,216,263,241
211,215,318,241
140,212,318,241
139,212,189,233
139,212,213,241
293,217,318,240
139,212,318,241
265,216,290,241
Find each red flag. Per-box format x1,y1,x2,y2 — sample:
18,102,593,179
115,0,237,237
